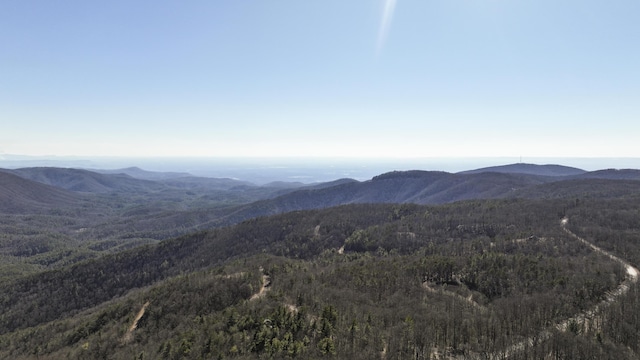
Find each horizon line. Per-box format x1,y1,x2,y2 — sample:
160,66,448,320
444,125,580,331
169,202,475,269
2,154,640,160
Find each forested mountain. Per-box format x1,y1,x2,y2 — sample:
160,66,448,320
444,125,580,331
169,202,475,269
0,171,82,213
93,167,191,180
2,165,639,274
2,167,166,194
2,163,640,358
459,163,587,177
576,168,640,180
1,198,640,359
2,167,282,195
512,178,640,200
224,170,640,223
261,170,547,207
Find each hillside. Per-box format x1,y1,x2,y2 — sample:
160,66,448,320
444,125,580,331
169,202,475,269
210,171,551,224
92,167,191,180
577,168,640,180
1,167,534,239
158,176,256,191
2,165,639,268
459,163,586,177
513,178,640,200
295,170,546,205
4,167,166,194
0,171,82,213
1,199,639,359
210,169,640,228
2,163,640,358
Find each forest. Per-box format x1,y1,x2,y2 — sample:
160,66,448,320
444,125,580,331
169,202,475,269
1,193,640,359
1,165,640,359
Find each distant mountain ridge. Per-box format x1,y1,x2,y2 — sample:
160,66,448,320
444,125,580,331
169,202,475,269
0,171,81,213
2,167,266,194
575,169,640,181
213,171,552,224
92,166,191,180
459,163,587,177
3,167,166,193
2,163,639,232
209,166,640,225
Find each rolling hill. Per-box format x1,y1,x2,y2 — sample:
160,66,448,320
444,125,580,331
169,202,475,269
3,167,312,203
2,163,640,358
92,166,191,180
0,171,82,213
3,167,166,194
3,164,639,242
459,163,587,176
211,171,552,224
512,178,640,200
576,168,640,181
191,168,640,230
1,199,639,359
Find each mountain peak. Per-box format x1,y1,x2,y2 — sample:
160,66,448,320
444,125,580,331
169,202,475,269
459,163,586,177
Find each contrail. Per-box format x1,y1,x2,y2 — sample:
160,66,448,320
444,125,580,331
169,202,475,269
377,0,398,55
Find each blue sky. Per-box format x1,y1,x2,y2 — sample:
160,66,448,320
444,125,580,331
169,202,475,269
1,0,639,159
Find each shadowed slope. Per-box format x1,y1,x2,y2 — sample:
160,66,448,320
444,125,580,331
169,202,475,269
5,167,166,193
0,171,81,213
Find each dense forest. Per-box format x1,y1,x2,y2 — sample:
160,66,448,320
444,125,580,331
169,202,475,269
1,165,640,358
0,194,639,359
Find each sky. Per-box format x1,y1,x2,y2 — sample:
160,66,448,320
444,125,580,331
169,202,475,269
1,0,639,159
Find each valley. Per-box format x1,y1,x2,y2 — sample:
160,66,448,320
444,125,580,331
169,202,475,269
0,163,640,359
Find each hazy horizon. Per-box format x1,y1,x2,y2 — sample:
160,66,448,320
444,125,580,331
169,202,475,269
2,154,639,184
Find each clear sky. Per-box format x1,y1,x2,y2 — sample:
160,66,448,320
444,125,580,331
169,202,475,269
1,0,639,159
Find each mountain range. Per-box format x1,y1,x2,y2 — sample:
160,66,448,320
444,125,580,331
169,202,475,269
2,162,640,359
2,163,639,220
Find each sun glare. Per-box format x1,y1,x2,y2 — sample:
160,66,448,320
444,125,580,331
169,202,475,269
377,0,398,55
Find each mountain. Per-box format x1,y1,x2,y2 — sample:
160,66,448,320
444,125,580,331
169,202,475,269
3,162,640,358
92,166,191,180
1,199,639,359
460,163,586,177
158,175,255,191
0,204,394,335
4,165,639,241
199,169,640,228
4,167,166,194
206,171,553,225
513,178,640,200
0,171,81,213
296,170,551,204
300,178,359,190
6,167,308,199
577,169,640,181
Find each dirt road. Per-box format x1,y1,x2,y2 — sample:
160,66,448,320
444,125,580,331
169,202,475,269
250,267,271,301
122,301,150,343
463,218,639,359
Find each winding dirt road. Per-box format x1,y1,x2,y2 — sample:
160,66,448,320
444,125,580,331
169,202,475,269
422,281,487,312
465,218,639,359
561,218,638,283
